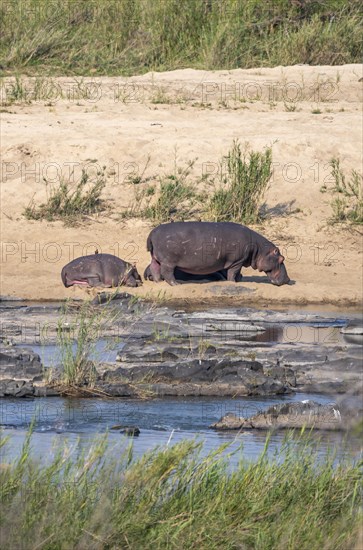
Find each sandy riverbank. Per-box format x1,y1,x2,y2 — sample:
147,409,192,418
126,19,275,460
1,64,362,306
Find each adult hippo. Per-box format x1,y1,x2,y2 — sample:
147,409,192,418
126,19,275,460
146,221,290,286
61,253,142,288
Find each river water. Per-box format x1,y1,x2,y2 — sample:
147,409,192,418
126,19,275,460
1,393,360,466
1,304,362,466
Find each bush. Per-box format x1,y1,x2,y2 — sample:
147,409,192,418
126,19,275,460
144,174,197,223
207,141,272,223
122,160,200,223
321,158,363,224
24,168,106,225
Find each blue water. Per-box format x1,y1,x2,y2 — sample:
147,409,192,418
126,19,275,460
1,393,360,466
21,338,121,366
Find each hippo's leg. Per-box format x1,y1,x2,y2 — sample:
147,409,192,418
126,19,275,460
214,270,228,281
81,275,104,287
160,263,179,286
149,258,162,282
226,264,243,282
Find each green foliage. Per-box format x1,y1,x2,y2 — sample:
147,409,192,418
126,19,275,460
321,158,363,224
24,168,106,225
144,174,197,223
0,0,361,75
123,159,199,223
54,301,105,387
207,141,272,223
0,432,362,549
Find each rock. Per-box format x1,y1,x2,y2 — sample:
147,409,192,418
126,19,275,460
0,379,34,397
104,355,290,396
0,346,43,381
341,321,363,335
263,365,296,387
209,412,243,430
211,401,344,431
91,292,136,306
120,426,140,436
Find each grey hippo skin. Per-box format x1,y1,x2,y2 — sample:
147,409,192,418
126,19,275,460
146,221,290,286
61,254,142,288
144,264,228,283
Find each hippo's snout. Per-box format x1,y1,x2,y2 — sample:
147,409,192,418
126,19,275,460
270,276,290,286
124,266,143,287
266,263,290,286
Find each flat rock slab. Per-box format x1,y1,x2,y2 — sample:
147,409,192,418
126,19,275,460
0,302,361,400
0,346,43,381
0,379,35,398
211,401,346,431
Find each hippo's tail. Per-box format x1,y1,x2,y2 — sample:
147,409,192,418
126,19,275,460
146,232,153,254
61,266,67,287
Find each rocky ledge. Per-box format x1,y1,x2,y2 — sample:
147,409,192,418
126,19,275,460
0,297,362,406
210,395,363,431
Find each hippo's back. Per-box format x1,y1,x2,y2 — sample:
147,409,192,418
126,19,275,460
147,221,252,250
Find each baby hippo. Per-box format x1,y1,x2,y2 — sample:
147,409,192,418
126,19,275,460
61,253,142,288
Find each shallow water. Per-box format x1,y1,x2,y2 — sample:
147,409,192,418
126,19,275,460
22,339,121,367
1,304,362,466
1,393,361,466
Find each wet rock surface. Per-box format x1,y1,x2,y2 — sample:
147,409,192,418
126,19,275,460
0,298,361,413
210,400,350,431
0,341,44,397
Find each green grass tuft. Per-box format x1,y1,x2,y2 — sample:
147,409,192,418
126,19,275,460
207,140,272,223
321,158,363,224
144,174,197,223
24,167,106,225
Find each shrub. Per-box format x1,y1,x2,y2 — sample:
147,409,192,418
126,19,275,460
207,140,272,223
144,173,197,223
321,158,363,224
24,168,106,225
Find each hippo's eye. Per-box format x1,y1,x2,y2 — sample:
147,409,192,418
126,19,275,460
273,248,279,255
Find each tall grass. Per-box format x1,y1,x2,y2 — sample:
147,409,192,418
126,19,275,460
54,302,106,388
0,0,361,75
121,159,200,223
24,168,106,225
321,158,363,224
122,143,272,224
0,431,362,549
207,141,272,223
144,160,199,223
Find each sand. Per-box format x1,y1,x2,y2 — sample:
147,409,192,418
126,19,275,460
1,64,362,307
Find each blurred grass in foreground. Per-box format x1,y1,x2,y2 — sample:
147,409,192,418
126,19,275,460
0,429,362,549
